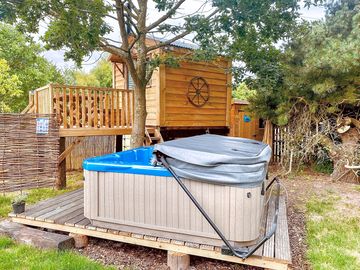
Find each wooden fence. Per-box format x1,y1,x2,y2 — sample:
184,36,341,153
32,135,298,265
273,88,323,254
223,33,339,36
272,125,290,163
0,114,59,192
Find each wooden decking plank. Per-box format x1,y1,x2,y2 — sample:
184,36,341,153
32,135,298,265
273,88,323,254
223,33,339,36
19,189,82,217
263,196,276,258
36,199,83,222
31,197,81,220
64,213,85,226
74,218,91,228
26,193,83,220
275,196,291,262
11,191,290,269
49,202,84,224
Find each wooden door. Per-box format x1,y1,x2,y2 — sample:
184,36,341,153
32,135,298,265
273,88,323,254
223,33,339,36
237,111,258,139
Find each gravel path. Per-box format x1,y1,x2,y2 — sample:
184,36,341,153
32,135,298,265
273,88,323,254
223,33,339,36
77,169,358,269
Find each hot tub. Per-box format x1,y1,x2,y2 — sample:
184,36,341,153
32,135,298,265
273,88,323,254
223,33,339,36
83,135,271,248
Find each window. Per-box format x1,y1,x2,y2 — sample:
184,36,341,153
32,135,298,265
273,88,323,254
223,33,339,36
127,73,135,90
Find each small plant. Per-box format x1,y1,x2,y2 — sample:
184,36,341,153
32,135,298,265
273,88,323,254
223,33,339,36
11,193,28,214
11,193,28,205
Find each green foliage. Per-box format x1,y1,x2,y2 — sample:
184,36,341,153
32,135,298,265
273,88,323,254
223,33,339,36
0,59,21,112
250,0,360,124
0,236,114,270
1,0,111,66
11,193,28,205
312,159,334,175
0,23,63,112
232,82,256,101
306,195,360,270
69,58,112,87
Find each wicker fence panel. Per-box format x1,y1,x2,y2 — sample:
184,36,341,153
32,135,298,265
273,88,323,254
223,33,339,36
0,114,59,192
66,136,116,170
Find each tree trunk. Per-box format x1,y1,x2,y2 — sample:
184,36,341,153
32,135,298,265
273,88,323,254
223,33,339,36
131,84,147,148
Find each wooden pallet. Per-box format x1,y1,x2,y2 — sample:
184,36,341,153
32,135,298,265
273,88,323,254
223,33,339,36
10,189,291,270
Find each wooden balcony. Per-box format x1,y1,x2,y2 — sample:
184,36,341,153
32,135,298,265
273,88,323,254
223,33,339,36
27,84,133,137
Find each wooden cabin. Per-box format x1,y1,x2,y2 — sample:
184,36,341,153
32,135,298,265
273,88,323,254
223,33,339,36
109,39,232,140
230,99,264,141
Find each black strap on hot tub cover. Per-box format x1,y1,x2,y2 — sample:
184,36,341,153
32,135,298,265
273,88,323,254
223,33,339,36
156,152,280,260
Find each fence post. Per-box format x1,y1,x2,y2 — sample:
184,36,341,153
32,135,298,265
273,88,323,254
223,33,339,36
116,135,123,152
56,137,66,190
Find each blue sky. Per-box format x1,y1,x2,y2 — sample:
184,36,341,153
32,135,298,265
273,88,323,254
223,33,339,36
41,3,325,72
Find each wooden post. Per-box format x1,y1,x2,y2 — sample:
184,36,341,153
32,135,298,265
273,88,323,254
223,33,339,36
167,251,190,270
69,233,89,248
57,137,66,190
116,135,123,152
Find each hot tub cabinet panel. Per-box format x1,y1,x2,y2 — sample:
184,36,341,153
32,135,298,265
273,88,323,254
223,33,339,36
84,170,265,247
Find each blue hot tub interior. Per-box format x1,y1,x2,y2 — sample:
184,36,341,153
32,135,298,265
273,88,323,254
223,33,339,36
83,146,171,177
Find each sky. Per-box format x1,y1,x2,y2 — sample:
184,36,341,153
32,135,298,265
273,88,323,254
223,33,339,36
40,1,325,72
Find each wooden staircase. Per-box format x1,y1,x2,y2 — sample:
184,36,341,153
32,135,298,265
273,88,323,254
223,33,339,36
144,127,164,146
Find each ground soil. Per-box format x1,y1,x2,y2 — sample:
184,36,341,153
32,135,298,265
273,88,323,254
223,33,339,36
77,167,360,270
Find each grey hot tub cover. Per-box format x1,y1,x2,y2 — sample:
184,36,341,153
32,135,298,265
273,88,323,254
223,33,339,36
154,134,272,187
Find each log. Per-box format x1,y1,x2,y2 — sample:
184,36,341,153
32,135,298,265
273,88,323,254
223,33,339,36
167,251,190,270
0,221,74,250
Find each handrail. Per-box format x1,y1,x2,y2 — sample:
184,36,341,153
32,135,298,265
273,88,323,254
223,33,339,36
48,83,133,92
30,84,134,131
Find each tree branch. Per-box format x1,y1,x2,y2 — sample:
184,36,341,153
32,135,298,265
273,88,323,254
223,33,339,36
146,8,219,52
146,0,187,32
99,40,128,58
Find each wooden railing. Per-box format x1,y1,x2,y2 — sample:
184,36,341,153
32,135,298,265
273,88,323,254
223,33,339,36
30,84,133,136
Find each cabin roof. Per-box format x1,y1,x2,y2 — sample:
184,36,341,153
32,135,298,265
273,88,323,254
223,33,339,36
108,36,199,62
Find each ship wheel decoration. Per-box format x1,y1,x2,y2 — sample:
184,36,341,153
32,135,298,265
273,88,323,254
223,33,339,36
187,77,210,107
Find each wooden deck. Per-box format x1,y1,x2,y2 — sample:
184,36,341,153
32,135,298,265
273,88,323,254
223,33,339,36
10,189,291,270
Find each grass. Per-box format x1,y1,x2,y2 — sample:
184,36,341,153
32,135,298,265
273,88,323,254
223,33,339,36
0,172,114,269
0,172,83,218
0,237,114,270
306,195,360,270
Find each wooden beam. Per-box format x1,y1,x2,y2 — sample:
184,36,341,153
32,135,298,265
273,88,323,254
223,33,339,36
56,137,66,190
115,135,123,152
11,217,290,270
58,137,84,164
59,128,132,137
167,251,190,270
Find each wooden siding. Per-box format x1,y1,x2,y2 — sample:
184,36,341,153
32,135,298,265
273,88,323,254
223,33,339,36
84,171,265,246
111,56,231,129
161,60,230,127
146,67,160,126
113,62,160,126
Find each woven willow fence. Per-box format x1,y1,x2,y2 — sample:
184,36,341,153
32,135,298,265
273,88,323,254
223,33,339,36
0,114,59,192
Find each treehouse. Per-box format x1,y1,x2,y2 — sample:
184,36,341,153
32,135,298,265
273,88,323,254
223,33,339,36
109,39,232,141
23,39,232,184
